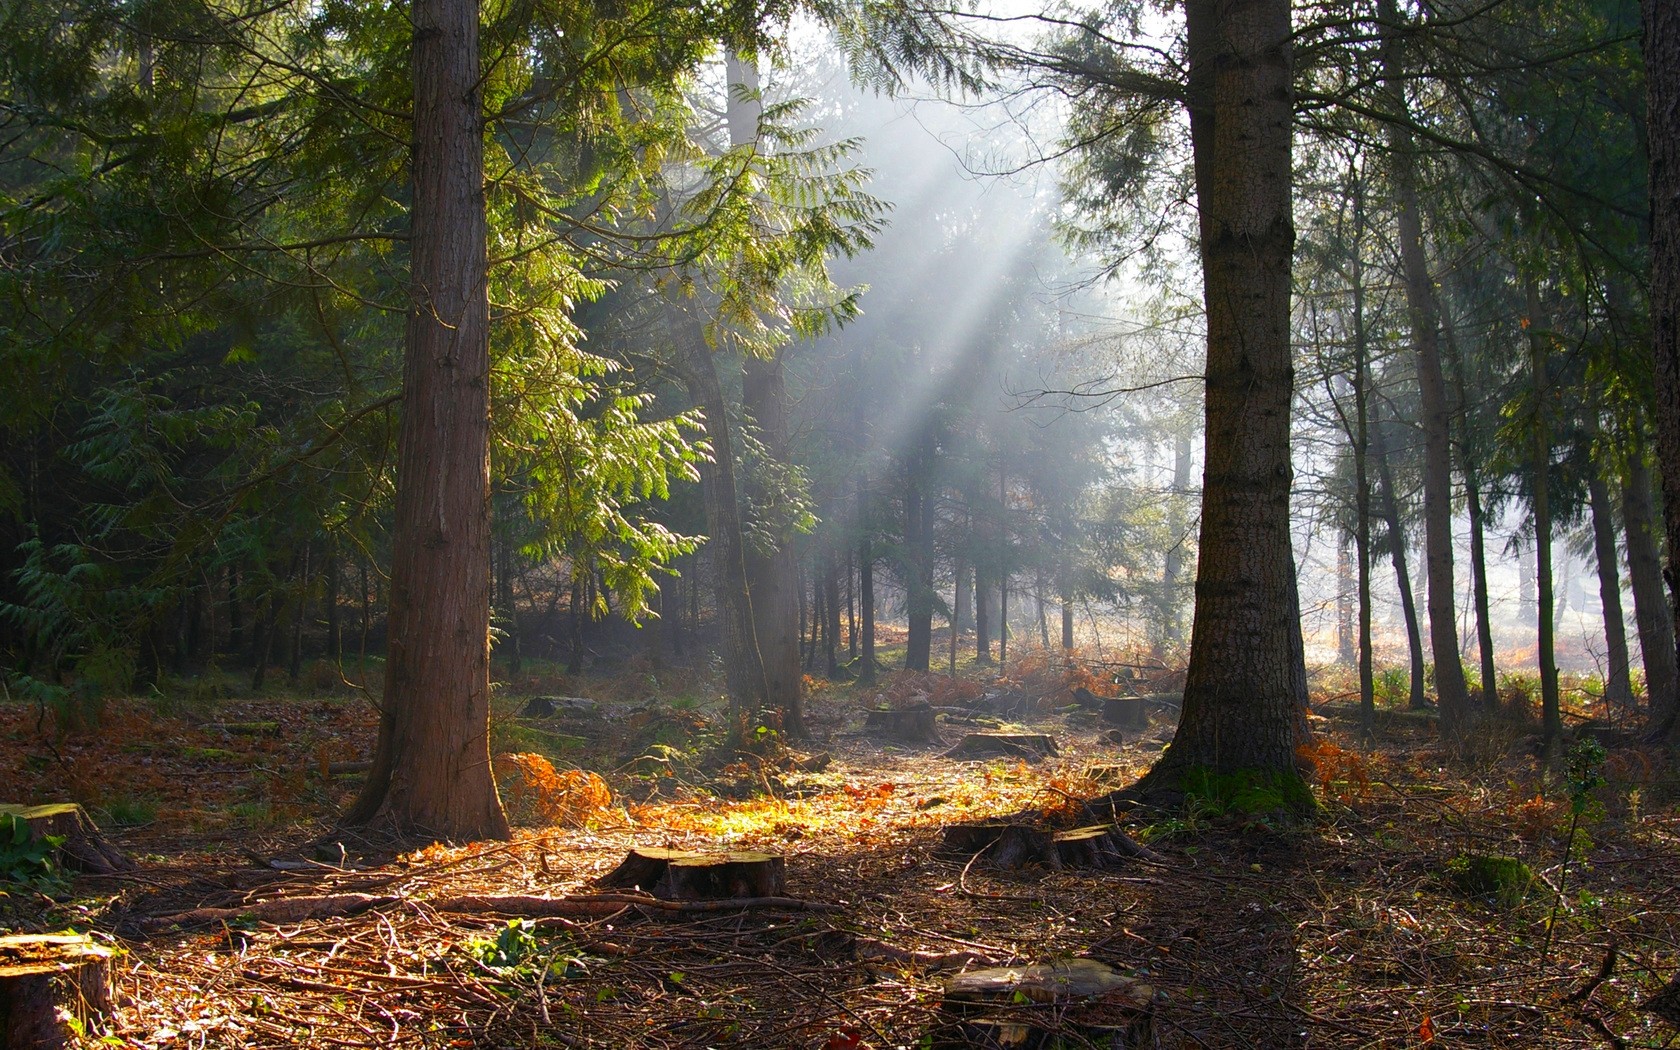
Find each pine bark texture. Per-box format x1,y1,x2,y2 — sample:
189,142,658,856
344,0,508,840
1624,444,1679,730
1144,0,1305,784
1644,0,1680,745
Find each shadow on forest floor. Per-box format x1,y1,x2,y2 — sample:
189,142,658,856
2,656,1679,1048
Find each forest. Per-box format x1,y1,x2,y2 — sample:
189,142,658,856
2,0,1680,1046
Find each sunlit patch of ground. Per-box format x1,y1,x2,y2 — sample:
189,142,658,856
2,654,1678,1048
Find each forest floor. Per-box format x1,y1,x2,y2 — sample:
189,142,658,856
3,646,1680,1049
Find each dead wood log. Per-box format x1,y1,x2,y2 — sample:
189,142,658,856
137,892,397,932
865,705,940,743
935,958,1154,1049
943,733,1058,760
0,803,133,874
0,934,114,1049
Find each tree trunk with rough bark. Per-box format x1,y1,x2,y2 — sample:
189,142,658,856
1624,439,1679,732
344,0,509,840
1643,0,1680,746
1141,0,1305,788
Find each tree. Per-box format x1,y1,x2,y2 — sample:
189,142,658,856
1138,0,1307,788
342,0,508,839
1645,0,1680,745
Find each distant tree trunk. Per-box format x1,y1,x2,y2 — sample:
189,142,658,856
1142,0,1304,787
344,0,512,840
857,471,877,684
997,468,1010,670
999,567,1009,670
1349,198,1376,733
1372,405,1427,710
494,531,521,674
226,565,243,654
678,335,770,730
904,432,934,673
1337,537,1355,667
823,549,841,678
974,565,993,665
325,546,342,664
1444,320,1498,711
1588,464,1636,709
1161,429,1193,651
1060,563,1075,651
954,555,971,633
1643,0,1680,746
1526,278,1563,750
846,547,857,660
1625,438,1679,730
1382,0,1469,735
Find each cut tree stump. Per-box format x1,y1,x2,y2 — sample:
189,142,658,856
865,705,940,743
935,958,1154,1049
596,847,786,900
0,933,114,1049
0,804,133,874
1102,697,1149,729
943,822,1161,871
943,733,1058,761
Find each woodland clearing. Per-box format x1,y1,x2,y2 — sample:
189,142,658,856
2,649,1678,1049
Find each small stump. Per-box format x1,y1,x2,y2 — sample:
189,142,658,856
943,822,1147,871
0,804,133,874
935,958,1154,1049
0,934,114,1049
597,847,786,899
943,733,1058,761
1101,697,1149,729
865,705,940,743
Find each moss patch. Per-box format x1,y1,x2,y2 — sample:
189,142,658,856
1445,853,1533,907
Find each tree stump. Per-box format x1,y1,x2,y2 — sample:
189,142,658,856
943,823,1060,869
944,822,1158,871
0,804,133,874
0,934,114,1049
596,847,786,900
1101,697,1149,729
935,958,1154,1049
943,733,1058,760
865,705,940,743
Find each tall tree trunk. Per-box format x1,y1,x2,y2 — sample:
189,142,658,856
1142,0,1304,787
730,47,804,738
1372,405,1427,710
1337,537,1355,666
974,565,993,665
824,548,841,678
1350,214,1376,734
1624,437,1679,732
1643,0,1680,747
904,432,934,672
1381,0,1470,735
1588,464,1636,709
1444,324,1498,711
1161,429,1193,650
857,471,877,684
678,331,771,730
345,0,508,840
1526,279,1564,750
